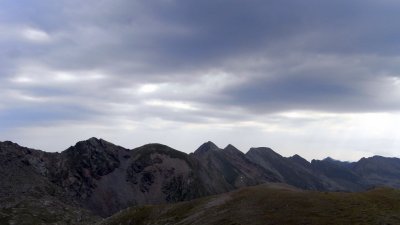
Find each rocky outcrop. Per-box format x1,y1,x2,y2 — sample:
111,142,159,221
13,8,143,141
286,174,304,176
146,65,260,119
52,138,124,200
0,141,99,224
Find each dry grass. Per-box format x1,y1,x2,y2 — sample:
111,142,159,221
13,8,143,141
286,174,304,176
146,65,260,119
98,184,400,225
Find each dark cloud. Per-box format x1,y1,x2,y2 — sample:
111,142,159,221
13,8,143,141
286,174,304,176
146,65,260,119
3,0,400,75
2,0,400,158
216,54,400,113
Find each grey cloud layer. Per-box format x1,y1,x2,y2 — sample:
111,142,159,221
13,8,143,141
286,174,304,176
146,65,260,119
2,0,400,129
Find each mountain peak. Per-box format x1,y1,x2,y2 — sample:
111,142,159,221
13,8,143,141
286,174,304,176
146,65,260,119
0,141,25,155
323,157,335,162
290,154,307,161
64,137,123,157
0,140,19,147
322,157,350,164
194,141,220,155
224,144,236,149
288,154,310,167
88,136,101,141
247,147,280,156
85,137,103,144
223,144,242,154
75,137,112,148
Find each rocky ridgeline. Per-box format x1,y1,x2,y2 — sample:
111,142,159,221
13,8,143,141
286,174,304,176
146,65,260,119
1,138,400,224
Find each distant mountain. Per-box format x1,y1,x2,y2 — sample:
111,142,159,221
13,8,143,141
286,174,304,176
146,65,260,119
310,157,365,191
353,156,400,188
1,138,400,224
246,147,341,191
193,142,279,192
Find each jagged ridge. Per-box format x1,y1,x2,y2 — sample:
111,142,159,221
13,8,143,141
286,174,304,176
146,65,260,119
1,138,400,224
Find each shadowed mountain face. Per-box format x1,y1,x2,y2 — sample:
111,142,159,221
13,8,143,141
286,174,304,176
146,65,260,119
1,138,400,224
0,141,99,224
310,158,365,191
50,139,213,217
193,142,279,193
246,147,336,191
353,156,400,188
245,147,400,192
0,139,280,219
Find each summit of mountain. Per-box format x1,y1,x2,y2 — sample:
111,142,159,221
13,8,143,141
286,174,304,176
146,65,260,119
193,141,220,155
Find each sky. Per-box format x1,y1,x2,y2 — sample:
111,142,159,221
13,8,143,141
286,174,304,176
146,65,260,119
1,0,400,161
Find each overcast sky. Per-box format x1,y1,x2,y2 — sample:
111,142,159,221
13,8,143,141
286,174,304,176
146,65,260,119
1,0,400,161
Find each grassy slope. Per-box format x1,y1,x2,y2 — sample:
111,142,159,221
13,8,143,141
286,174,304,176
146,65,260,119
98,183,400,225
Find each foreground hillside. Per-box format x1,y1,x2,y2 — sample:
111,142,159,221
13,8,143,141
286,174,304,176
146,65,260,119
98,183,400,225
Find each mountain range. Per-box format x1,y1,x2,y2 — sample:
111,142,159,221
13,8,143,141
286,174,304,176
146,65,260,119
1,137,400,224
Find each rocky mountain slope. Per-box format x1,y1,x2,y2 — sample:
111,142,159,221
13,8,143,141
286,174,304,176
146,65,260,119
193,142,279,193
246,147,333,190
0,141,99,225
1,138,400,224
0,138,280,220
